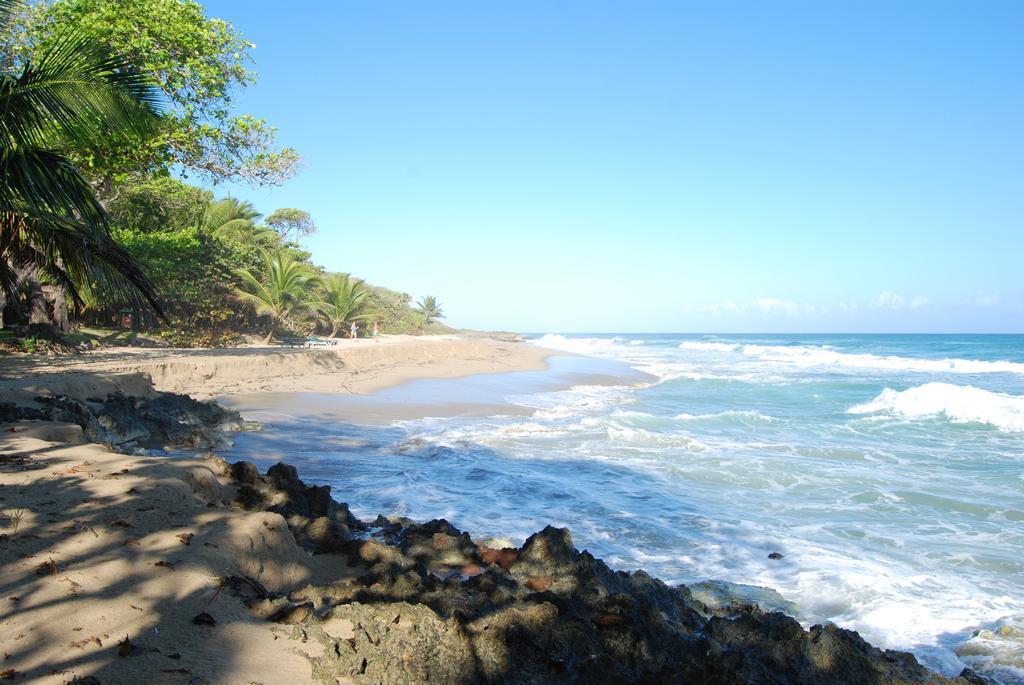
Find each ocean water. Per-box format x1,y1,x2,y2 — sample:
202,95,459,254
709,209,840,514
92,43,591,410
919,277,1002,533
223,333,1024,682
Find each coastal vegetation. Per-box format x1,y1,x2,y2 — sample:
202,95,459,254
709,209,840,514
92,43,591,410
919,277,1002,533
235,252,319,344
416,295,445,325
318,274,370,339
0,0,162,333
0,0,447,351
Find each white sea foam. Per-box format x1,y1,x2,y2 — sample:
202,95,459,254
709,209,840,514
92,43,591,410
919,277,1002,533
675,409,776,423
533,335,712,381
532,334,628,356
508,384,637,420
249,333,1024,681
848,383,1024,432
537,334,1024,378
738,344,1024,375
605,423,709,450
677,341,741,352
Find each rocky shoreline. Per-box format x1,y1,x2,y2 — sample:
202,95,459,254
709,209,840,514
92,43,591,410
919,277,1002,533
0,391,992,684
0,391,253,452
215,453,986,685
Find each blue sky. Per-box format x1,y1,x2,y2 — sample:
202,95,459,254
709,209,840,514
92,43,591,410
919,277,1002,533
203,1,1023,333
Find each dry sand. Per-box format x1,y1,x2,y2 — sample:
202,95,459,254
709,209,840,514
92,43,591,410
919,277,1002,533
0,335,552,684
0,334,553,402
0,421,360,684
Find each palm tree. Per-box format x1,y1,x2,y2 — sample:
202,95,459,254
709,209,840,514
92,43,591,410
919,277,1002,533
203,197,261,239
409,310,427,335
0,0,164,327
235,250,317,343
317,273,369,338
415,295,444,325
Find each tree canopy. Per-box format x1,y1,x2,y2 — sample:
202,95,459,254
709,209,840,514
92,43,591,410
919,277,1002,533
416,295,444,325
0,0,451,348
7,0,299,186
0,0,164,319
265,207,316,242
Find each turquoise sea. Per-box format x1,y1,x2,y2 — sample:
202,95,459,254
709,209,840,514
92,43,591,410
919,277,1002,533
224,333,1024,683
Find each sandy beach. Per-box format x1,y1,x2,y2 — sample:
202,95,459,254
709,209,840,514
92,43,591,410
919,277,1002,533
0,336,551,684
0,335,552,402
0,337,976,684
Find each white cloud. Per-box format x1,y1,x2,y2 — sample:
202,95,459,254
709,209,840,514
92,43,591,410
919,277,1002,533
972,294,999,308
875,291,928,311
876,291,905,309
683,298,817,317
750,298,818,316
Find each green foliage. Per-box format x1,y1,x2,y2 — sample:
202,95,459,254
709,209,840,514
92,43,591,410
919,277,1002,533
416,295,444,325
28,0,299,185
204,197,262,239
317,273,369,338
3,478,38,534
265,207,316,242
235,251,319,342
0,0,163,316
0,0,47,70
107,175,212,234
0,1,450,346
114,226,241,344
364,286,451,335
18,333,40,353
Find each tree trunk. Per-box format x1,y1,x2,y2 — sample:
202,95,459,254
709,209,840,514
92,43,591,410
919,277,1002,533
43,285,70,332
25,272,56,337
0,290,5,329
329,322,338,339
264,319,276,344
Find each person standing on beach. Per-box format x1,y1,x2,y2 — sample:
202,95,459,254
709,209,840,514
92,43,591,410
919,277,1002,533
350,322,358,339
372,321,380,340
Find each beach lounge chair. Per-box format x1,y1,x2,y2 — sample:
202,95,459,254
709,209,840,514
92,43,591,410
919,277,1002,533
277,335,309,348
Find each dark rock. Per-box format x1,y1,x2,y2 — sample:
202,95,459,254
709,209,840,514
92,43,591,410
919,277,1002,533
191,612,216,626
295,516,351,554
0,402,47,423
287,519,963,685
399,519,480,568
264,461,356,525
210,459,964,685
306,602,476,684
351,538,417,577
230,460,260,485
958,668,992,684
234,483,265,510
225,460,364,554
93,391,245,449
509,525,579,583
6,392,250,451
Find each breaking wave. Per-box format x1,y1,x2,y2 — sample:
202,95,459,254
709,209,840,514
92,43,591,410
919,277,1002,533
848,382,1024,432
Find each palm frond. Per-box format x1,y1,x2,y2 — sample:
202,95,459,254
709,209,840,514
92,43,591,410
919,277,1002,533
0,0,20,36
234,251,318,325
0,29,161,151
0,21,166,320
205,196,262,237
